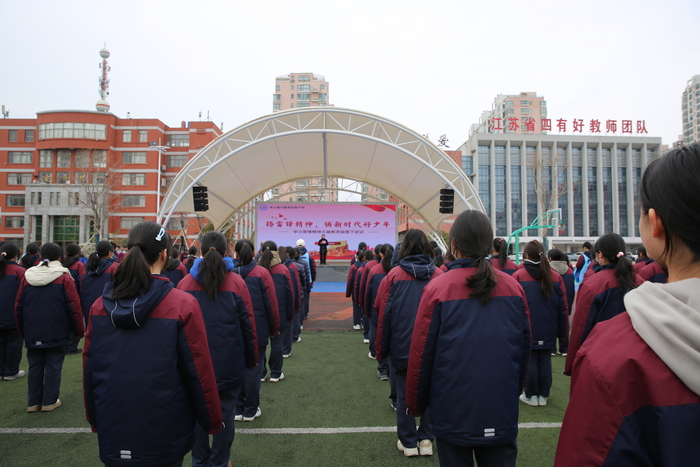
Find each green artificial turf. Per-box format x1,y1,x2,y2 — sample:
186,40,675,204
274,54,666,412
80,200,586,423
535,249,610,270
0,330,568,466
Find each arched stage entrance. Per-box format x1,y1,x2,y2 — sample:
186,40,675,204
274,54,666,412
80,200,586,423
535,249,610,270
157,107,483,249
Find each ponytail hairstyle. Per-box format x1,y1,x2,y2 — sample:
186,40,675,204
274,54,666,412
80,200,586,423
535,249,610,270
185,246,198,271
62,243,82,269
433,247,444,268
450,210,498,305
524,240,553,299
373,244,382,260
0,242,19,279
286,246,298,261
259,240,278,271
278,245,288,262
88,240,114,271
234,239,255,266
493,237,509,268
198,231,228,300
398,229,433,259
39,242,64,265
594,232,637,296
381,243,394,272
111,221,172,300
21,242,40,268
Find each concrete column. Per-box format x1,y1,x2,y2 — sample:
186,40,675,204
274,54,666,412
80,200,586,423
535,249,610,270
41,214,49,244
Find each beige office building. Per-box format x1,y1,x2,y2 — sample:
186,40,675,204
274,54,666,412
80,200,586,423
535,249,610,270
470,92,548,136
682,75,700,144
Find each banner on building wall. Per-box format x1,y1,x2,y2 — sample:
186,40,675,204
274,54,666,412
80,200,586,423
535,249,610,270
256,203,397,260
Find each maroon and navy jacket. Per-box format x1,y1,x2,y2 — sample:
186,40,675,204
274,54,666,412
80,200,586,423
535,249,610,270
161,259,188,287
345,260,365,300
353,262,370,307
66,260,86,296
268,260,294,324
20,254,40,269
555,312,700,466
564,266,644,375
491,255,519,276
0,262,25,330
81,258,119,321
512,264,568,350
375,254,443,371
84,276,222,466
178,257,259,388
364,262,390,322
232,259,280,346
406,258,531,447
15,262,84,349
284,257,302,312
633,257,653,273
638,260,668,284
359,258,379,310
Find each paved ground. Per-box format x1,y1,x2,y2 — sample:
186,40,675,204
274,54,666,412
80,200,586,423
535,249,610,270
304,288,356,331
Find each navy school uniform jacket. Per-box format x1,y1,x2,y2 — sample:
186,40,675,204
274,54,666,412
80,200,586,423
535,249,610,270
295,258,311,293
633,257,653,274
15,261,84,348
66,260,86,296
359,258,379,310
284,258,302,312
564,265,644,375
84,276,222,466
375,254,443,371
490,255,519,276
178,257,259,388
0,262,25,330
512,264,568,350
346,260,365,300
81,258,119,321
638,260,668,284
354,262,370,307
364,262,389,322
232,259,279,347
161,259,188,287
269,260,294,324
406,258,531,447
20,254,40,269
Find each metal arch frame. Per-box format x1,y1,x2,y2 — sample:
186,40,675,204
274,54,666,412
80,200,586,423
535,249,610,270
158,108,482,246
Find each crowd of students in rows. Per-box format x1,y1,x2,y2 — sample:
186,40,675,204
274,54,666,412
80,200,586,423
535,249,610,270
0,229,317,467
341,144,700,466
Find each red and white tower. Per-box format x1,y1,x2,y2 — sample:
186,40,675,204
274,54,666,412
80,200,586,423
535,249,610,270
96,46,111,112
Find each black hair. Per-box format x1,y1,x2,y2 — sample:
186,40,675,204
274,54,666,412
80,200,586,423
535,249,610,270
62,243,82,269
547,248,570,266
363,249,374,261
429,240,438,249
198,231,228,300
286,246,298,261
278,245,288,261
381,244,394,273
639,144,700,262
0,242,19,279
39,242,63,264
398,229,433,259
594,233,637,296
524,240,553,299
450,210,498,305
111,221,172,300
582,241,592,250
358,242,366,251
88,240,114,271
433,247,444,268
21,242,40,268
374,244,382,258
636,245,647,257
492,237,508,268
235,239,255,266
259,240,278,271
185,246,198,271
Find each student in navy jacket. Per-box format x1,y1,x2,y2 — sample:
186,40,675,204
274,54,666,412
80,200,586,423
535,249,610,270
20,242,40,269
231,240,279,422
0,243,26,381
491,237,519,275
346,250,366,331
161,246,188,286
63,243,87,355
177,231,258,467
80,240,118,322
292,247,310,342
547,248,575,356
638,259,669,283
555,142,700,466
513,241,568,407
16,243,83,413
376,229,442,457
633,245,653,273
184,245,199,274
564,232,643,376
406,210,531,466
281,246,302,358
83,221,222,467
355,249,375,342
364,244,394,377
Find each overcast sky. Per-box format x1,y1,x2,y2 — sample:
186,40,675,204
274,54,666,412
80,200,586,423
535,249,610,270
1,0,697,148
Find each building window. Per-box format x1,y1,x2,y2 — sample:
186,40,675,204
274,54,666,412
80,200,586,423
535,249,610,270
320,84,325,90
25,130,34,142
93,150,107,168
139,130,148,143
167,134,189,147
75,172,89,184
521,108,531,115
7,173,32,185
521,100,531,106
122,173,146,186
318,93,327,101
8,151,32,164
5,216,24,229
75,150,89,168
275,85,280,92
57,149,72,168
167,155,188,167
40,150,53,167
38,122,106,140
57,172,71,184
39,171,52,183
273,103,280,111
297,103,311,108
505,100,514,108
94,172,107,184
123,152,147,164
165,218,184,231
53,216,79,242
298,93,310,101
298,75,310,82
298,84,310,92
123,130,132,142
6,195,25,207
291,94,294,99
273,94,281,102
122,195,146,207
120,217,145,229
8,130,17,142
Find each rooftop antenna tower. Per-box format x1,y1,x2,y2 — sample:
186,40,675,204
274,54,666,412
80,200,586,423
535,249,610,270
96,44,111,112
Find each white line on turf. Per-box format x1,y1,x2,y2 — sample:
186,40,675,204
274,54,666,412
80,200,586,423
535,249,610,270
0,423,562,435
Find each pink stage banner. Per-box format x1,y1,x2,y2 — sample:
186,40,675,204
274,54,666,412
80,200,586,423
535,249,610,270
256,203,397,260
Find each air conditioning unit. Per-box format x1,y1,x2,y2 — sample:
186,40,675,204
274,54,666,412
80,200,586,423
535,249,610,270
161,165,167,172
